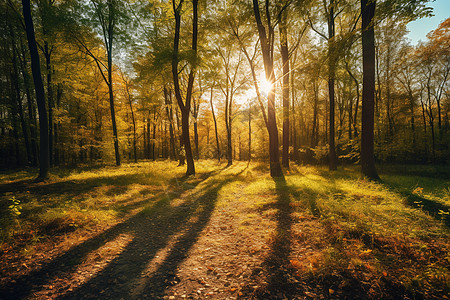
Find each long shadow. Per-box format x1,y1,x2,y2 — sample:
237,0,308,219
250,175,375,299
0,171,191,235
0,173,162,217
0,170,213,299
403,192,450,228
252,175,300,299
381,179,450,228
59,172,242,300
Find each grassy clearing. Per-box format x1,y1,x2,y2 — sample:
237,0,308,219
0,161,448,299
0,161,188,252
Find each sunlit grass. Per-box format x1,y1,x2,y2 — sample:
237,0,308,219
0,161,448,298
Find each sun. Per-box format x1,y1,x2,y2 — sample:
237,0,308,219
260,77,274,95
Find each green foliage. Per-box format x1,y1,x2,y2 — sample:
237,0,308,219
8,196,22,217
377,0,433,22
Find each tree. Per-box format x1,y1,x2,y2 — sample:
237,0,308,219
326,0,337,170
216,46,244,166
252,0,282,177
22,0,49,180
360,0,379,179
208,79,221,161
37,0,57,167
172,0,198,176
67,0,130,166
279,3,290,169
121,72,137,163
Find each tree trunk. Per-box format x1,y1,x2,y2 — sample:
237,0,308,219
19,37,38,166
125,81,137,163
360,0,379,180
311,80,319,148
426,82,435,160
345,60,360,137
152,109,157,161
54,83,62,165
164,86,176,160
210,85,221,162
107,36,120,166
43,42,54,167
192,95,201,160
291,60,298,162
22,0,49,180
327,0,337,170
224,87,232,166
171,0,197,175
147,116,151,159
226,123,232,166
408,89,416,146
279,8,290,169
181,108,194,173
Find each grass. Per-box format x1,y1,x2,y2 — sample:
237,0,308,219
0,160,449,299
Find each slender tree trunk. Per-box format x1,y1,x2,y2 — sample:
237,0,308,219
19,37,38,166
54,83,62,165
193,103,200,160
360,0,379,179
150,108,154,160
311,80,319,148
125,81,137,163
152,108,157,161
435,69,448,138
107,44,120,165
143,118,147,159
348,80,353,140
22,0,49,180
43,43,54,167
164,87,176,160
224,87,233,166
327,0,337,170
210,85,221,161
291,61,298,161
175,108,185,165
248,105,252,162
426,83,435,160
279,8,290,169
385,47,394,139
408,89,416,146
420,93,427,134
226,119,232,166
346,60,360,137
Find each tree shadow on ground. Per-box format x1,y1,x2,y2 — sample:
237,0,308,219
0,168,241,300
250,175,300,299
402,192,450,228
381,177,450,228
248,174,408,300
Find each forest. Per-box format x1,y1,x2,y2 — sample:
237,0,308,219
0,0,449,299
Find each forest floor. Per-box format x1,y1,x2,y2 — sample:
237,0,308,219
0,160,449,300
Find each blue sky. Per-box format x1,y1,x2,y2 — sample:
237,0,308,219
406,0,450,45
